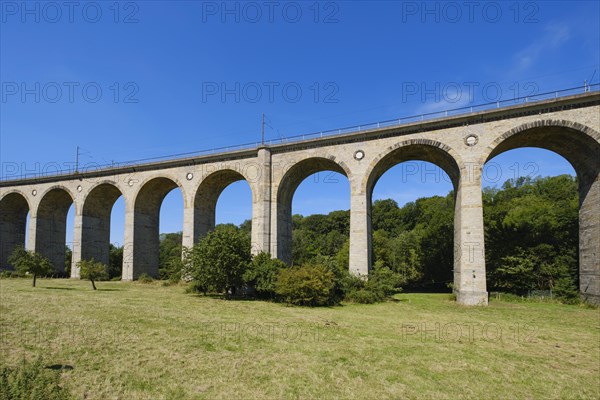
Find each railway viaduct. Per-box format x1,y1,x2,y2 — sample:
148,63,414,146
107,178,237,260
1,91,599,305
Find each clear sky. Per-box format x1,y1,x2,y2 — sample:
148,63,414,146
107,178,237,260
1,1,598,246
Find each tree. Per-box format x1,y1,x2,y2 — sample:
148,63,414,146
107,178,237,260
8,247,53,287
64,245,72,277
243,252,287,298
77,258,109,290
183,225,251,296
159,232,183,280
484,175,579,294
108,244,123,279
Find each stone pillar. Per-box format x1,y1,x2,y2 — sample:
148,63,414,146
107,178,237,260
251,147,271,255
349,189,371,276
182,203,195,250
579,174,600,304
272,198,292,264
27,213,37,253
70,211,83,278
0,193,29,268
122,201,135,281
453,163,488,305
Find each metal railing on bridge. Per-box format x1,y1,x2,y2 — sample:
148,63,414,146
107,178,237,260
2,83,599,183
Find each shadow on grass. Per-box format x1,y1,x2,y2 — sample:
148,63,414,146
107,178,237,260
42,287,78,291
45,364,74,371
96,288,123,291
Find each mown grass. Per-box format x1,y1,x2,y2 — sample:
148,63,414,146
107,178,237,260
1,278,598,399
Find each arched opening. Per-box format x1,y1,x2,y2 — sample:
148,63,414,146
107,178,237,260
81,183,124,278
194,170,249,243
366,143,460,289
275,157,350,264
371,161,455,290
482,123,600,303
0,192,30,269
35,187,74,275
133,177,184,279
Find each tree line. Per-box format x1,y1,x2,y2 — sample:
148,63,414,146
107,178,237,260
156,174,579,302
3,175,580,303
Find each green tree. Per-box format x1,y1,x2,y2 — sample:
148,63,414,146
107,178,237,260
108,244,123,279
183,225,251,296
159,232,183,280
8,247,53,287
243,252,287,298
77,259,109,290
64,246,72,277
484,175,578,293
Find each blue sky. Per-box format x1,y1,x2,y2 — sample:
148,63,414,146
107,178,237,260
1,1,598,246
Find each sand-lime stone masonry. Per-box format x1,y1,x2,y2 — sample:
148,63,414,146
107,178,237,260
1,92,599,306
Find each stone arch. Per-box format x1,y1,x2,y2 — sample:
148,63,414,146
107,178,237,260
0,191,31,268
193,168,254,244
132,176,184,278
35,186,75,273
482,120,600,304
361,140,462,282
274,156,351,263
364,139,462,197
80,182,125,269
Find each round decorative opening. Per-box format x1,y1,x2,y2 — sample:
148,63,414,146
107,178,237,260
128,180,135,187
465,134,479,147
77,185,83,192
354,150,365,160
186,172,194,181
32,189,37,196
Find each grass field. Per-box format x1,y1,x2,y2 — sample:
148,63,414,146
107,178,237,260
1,278,598,400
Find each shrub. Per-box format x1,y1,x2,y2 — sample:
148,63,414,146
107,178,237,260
243,252,287,298
161,257,184,283
553,277,580,304
344,288,384,304
0,358,72,400
344,266,405,304
0,270,25,279
138,273,154,284
183,225,251,296
185,280,207,294
275,264,336,306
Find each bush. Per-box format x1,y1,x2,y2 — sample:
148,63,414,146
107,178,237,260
344,288,385,304
161,257,184,283
0,358,72,400
183,225,251,296
138,273,154,284
0,270,25,279
275,264,336,306
185,280,207,294
553,277,580,304
344,266,405,304
243,252,287,298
